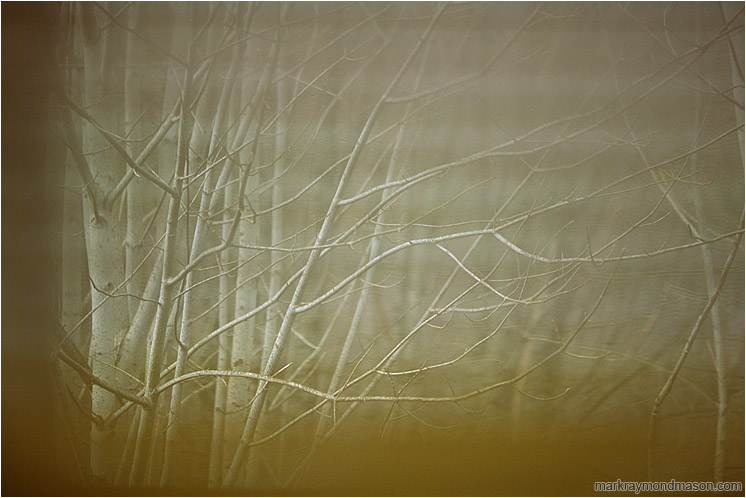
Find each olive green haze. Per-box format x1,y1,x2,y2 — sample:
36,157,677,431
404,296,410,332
5,2,745,495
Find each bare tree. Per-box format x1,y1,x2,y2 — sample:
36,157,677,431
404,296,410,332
51,2,743,493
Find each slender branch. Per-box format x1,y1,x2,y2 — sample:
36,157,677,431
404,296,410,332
223,4,449,487
107,102,180,204
385,3,544,104
57,101,104,222
57,350,152,409
92,1,188,67
647,212,744,480
493,227,743,265
60,94,178,199
154,268,613,405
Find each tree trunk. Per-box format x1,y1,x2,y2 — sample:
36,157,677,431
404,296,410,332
77,3,130,481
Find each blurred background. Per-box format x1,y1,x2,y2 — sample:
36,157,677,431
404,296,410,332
2,2,744,495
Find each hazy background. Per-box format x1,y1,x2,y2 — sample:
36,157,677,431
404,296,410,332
2,2,744,495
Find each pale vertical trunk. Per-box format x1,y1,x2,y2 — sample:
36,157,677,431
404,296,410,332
129,55,193,486
82,168,128,484
208,178,238,486
210,21,256,486
114,409,140,486
158,162,230,485
128,189,184,485
164,6,258,478
59,5,89,353
58,120,88,485
715,4,744,481
243,24,295,487
694,10,729,481
265,68,294,483
261,150,285,378
128,200,179,485
720,3,744,165
123,4,152,323
224,11,286,485
147,298,182,487
160,29,246,485
115,254,163,389
226,67,261,472
697,198,727,482
129,2,213,483
61,159,86,352
78,2,129,482
696,138,727,486
647,216,744,480
58,5,92,482
226,217,258,432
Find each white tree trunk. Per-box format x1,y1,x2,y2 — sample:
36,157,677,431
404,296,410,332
78,2,129,481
